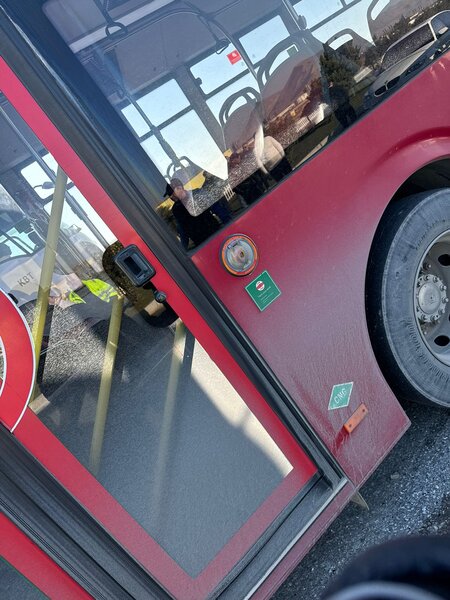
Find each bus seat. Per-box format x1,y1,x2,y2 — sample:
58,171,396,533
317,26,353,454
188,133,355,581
166,156,204,189
219,87,262,151
219,88,289,191
256,36,326,143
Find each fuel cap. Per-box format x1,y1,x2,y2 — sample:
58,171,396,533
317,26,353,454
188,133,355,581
220,234,258,276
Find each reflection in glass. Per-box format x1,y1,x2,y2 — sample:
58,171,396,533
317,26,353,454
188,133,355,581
0,95,305,582
191,50,247,95
239,16,289,64
43,0,450,250
382,23,434,69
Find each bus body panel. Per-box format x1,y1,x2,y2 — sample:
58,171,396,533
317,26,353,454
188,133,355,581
0,57,326,600
193,54,450,485
1,0,449,597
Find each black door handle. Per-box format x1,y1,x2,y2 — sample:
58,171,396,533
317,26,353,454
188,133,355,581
113,244,156,287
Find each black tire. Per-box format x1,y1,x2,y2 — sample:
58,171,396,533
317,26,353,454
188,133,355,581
366,188,450,407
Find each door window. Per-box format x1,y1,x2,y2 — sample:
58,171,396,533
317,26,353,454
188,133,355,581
0,88,317,597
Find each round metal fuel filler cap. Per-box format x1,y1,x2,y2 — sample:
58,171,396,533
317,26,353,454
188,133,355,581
221,234,258,276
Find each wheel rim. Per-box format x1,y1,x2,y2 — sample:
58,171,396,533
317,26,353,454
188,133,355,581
414,230,450,366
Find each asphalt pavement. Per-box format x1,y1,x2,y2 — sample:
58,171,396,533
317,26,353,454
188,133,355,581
273,400,450,599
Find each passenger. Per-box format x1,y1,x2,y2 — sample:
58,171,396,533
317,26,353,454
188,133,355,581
168,178,220,250
201,171,232,225
328,80,357,128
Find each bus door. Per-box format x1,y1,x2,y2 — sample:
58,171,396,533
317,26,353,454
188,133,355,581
0,0,418,596
0,39,344,600
16,0,411,487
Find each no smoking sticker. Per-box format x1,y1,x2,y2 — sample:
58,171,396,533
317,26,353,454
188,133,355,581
245,271,281,311
227,50,242,64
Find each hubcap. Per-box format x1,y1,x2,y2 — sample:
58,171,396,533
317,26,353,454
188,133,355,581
416,274,447,323
414,231,450,366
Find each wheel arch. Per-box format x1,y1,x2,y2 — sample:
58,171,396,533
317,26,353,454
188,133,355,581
364,156,450,405
365,157,450,297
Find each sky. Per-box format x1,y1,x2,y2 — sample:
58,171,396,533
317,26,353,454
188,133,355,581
20,156,116,246
118,0,392,181
44,0,413,192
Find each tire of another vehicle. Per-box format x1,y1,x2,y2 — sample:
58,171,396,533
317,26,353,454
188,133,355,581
366,188,450,407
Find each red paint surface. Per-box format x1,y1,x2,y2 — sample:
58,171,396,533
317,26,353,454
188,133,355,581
0,290,35,431
0,60,318,598
0,512,92,599
4,42,449,599
15,408,316,599
193,58,450,485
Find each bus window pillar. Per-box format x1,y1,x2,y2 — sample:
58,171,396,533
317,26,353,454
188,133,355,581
174,66,227,153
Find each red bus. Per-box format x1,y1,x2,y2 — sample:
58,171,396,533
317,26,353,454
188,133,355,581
0,0,449,597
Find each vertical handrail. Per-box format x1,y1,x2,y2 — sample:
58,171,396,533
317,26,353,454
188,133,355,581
150,321,188,515
31,166,67,363
89,294,124,476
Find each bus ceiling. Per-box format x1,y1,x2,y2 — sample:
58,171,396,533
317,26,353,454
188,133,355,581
43,0,294,49
41,0,304,89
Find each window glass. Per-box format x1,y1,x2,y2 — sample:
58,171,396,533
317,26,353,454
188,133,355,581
206,72,258,120
135,79,190,126
191,50,247,95
43,0,450,251
0,557,47,599
294,0,344,28
121,102,150,137
0,96,314,595
381,24,434,70
431,10,450,33
239,16,289,64
141,110,228,180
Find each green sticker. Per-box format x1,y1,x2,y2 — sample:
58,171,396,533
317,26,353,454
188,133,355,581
328,382,353,410
245,271,281,312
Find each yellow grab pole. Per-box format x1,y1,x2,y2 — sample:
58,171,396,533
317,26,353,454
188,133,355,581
32,167,67,368
89,294,124,476
151,320,185,514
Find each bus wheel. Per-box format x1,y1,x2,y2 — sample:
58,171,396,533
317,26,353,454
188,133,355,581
367,189,450,407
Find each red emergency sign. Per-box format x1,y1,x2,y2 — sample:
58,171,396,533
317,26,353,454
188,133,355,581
227,49,241,64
